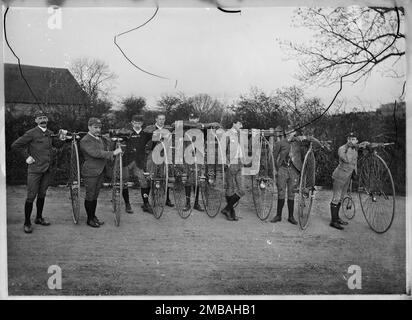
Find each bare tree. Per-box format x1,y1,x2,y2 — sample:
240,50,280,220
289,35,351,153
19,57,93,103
282,7,405,86
275,86,326,128
69,57,117,103
187,94,224,122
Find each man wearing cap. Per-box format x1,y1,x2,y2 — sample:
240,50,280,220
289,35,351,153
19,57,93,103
80,117,122,228
330,132,368,230
117,114,154,214
221,118,245,221
144,113,174,207
11,110,67,233
270,126,322,225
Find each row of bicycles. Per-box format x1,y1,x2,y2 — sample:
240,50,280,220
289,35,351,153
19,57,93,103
64,128,396,234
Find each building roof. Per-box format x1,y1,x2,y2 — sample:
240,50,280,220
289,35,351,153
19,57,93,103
4,63,90,105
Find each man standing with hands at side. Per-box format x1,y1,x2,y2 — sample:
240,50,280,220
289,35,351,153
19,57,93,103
11,110,67,234
80,117,122,228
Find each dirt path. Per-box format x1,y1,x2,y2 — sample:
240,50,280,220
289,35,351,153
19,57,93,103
6,185,405,296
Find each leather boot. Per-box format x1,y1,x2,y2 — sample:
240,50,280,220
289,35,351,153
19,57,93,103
123,188,133,214
330,202,344,230
92,200,104,225
229,194,240,221
141,188,153,214
165,188,174,207
24,201,33,232
221,196,233,221
336,201,348,225
183,186,191,211
287,199,298,225
270,199,284,223
193,187,204,212
85,200,99,228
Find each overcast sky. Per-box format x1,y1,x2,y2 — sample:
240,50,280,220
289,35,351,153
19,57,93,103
3,6,406,111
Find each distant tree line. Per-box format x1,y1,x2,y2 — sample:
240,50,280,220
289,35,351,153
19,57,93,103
5,85,405,195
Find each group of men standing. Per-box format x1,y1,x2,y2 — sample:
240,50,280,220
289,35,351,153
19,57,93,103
11,110,364,233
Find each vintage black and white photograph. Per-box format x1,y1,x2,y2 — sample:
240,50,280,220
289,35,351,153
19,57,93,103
1,0,410,297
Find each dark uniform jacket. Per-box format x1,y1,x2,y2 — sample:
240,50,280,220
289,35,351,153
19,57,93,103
80,133,114,177
11,126,64,173
120,126,152,169
273,136,320,172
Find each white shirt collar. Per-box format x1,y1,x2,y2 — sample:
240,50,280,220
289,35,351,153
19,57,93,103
155,124,163,130
133,128,142,134
88,132,100,140
38,126,47,132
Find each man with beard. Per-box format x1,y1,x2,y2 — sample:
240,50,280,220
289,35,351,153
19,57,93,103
11,110,67,233
80,117,122,228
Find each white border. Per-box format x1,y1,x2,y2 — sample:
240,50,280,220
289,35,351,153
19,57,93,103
0,0,411,300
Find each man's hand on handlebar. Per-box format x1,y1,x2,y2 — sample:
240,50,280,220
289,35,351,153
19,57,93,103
113,147,122,156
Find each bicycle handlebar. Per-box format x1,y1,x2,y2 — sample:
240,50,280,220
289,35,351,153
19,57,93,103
362,142,395,149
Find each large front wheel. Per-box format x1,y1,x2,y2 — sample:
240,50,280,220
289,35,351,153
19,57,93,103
358,152,395,233
297,149,316,230
112,153,122,226
200,136,225,218
69,142,81,224
251,137,276,221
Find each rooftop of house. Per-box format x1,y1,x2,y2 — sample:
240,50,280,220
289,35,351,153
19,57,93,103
4,63,90,106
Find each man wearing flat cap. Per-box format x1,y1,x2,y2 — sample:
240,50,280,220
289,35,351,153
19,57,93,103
270,125,323,225
11,110,67,233
329,132,369,230
80,117,122,228
116,114,154,214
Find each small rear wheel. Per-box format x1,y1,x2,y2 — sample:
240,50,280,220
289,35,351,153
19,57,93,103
342,195,355,220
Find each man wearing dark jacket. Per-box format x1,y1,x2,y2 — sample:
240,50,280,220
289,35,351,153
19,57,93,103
270,126,322,225
11,110,66,233
118,114,153,214
80,117,122,228
144,113,174,207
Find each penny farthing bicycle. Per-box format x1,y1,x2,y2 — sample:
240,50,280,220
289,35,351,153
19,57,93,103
148,128,171,219
357,142,396,234
168,130,199,219
198,124,226,218
250,129,277,221
297,139,331,230
108,131,127,227
65,131,87,224
297,141,316,230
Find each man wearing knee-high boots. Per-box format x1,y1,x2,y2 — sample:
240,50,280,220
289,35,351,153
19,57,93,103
11,111,67,233
117,115,154,214
144,114,174,207
181,112,204,212
270,126,322,225
330,132,369,230
221,119,245,221
80,118,122,228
